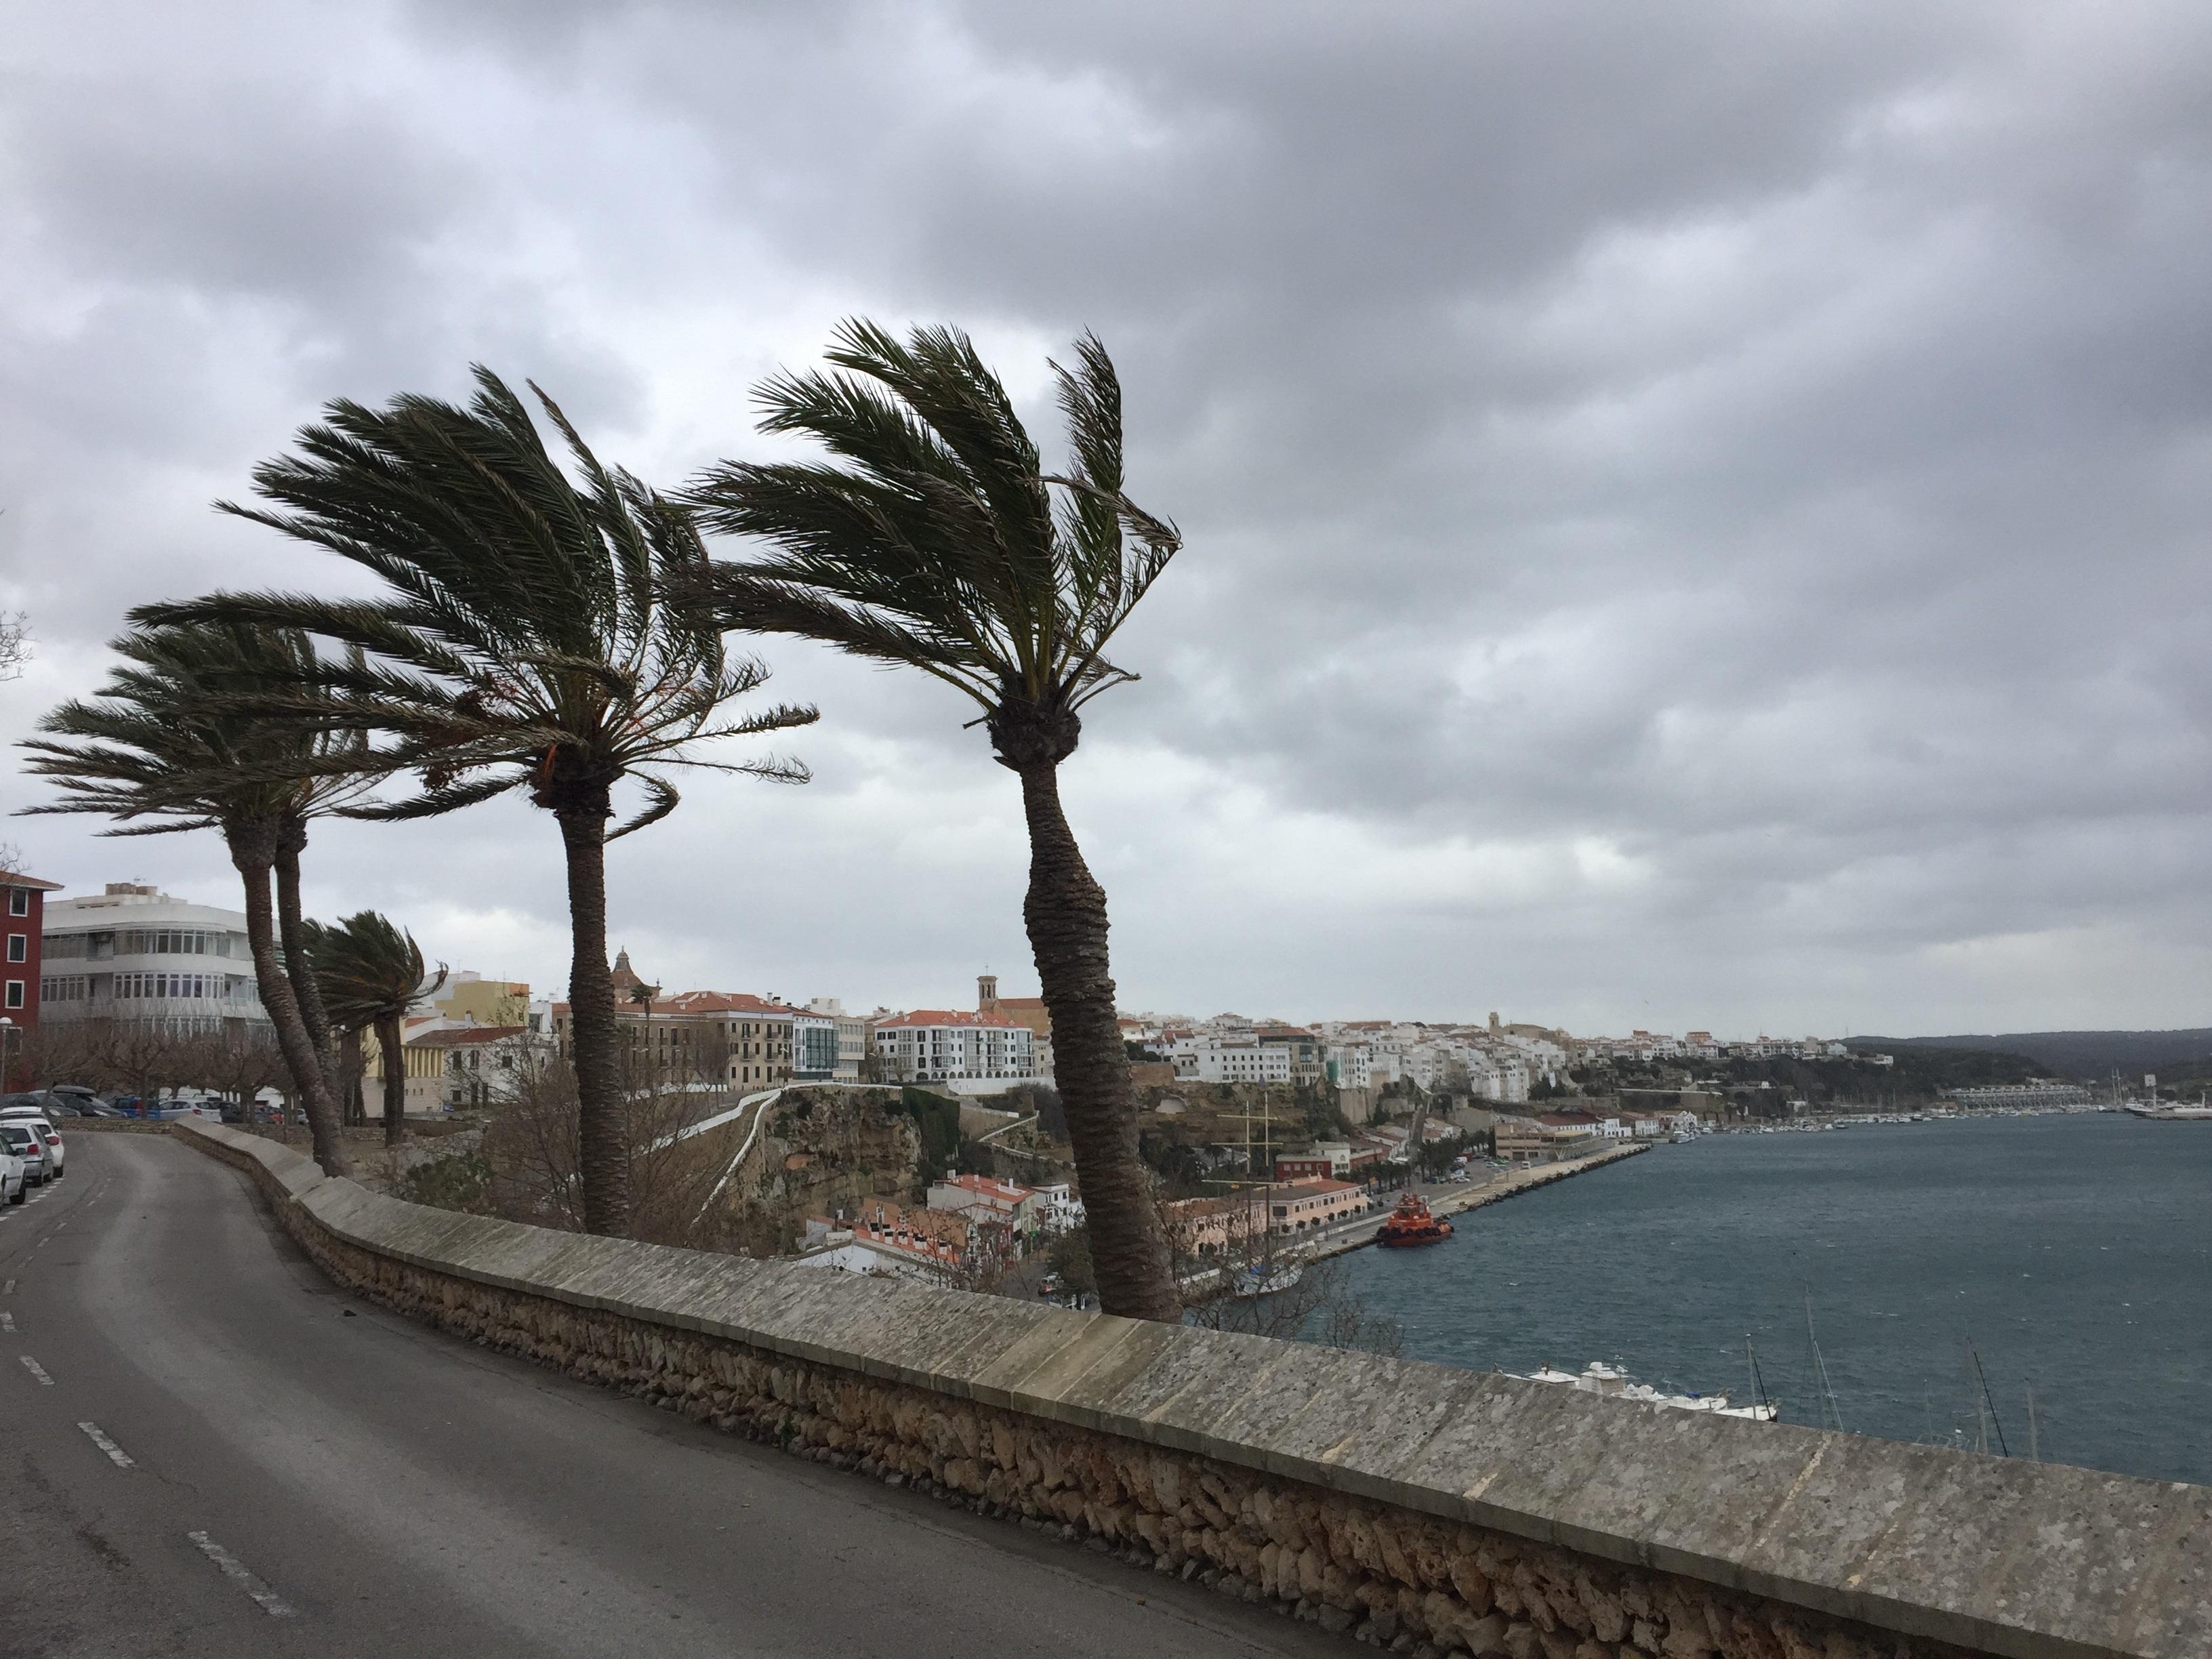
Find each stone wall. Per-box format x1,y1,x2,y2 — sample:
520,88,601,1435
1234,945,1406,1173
173,1120,2205,1659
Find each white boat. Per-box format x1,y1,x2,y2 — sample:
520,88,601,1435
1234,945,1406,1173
2124,1103,2212,1121
1231,1261,1305,1298
1514,1360,1780,1422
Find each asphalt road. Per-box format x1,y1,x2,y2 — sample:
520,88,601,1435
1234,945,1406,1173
1,1133,1338,1658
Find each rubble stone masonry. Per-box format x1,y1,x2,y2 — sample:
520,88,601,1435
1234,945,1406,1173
176,1120,2205,1659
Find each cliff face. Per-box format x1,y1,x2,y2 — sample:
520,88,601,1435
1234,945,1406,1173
746,1087,924,1244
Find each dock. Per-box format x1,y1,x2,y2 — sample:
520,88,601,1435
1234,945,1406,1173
1305,1141,1648,1261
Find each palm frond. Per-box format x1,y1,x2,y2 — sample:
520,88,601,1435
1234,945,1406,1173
686,321,1179,752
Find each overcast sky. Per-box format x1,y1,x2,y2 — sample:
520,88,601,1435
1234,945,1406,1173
5,2,2209,1037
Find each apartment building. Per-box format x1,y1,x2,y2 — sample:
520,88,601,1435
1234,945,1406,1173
1,871,60,1084
872,1009,1036,1092
38,882,268,1037
1170,1034,1292,1084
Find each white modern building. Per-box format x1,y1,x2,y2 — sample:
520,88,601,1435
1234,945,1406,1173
1170,1036,1293,1084
39,882,269,1036
872,1010,1037,1092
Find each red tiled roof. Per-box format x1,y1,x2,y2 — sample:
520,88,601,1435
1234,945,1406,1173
662,991,798,1017
408,1025,528,1048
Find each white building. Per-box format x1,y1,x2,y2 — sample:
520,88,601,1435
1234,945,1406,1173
39,882,268,1036
873,1010,1036,1092
808,998,869,1081
1325,1042,1375,1090
926,1172,1042,1231
1171,1036,1292,1085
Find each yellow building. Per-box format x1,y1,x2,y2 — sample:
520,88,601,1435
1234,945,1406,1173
430,973,531,1027
360,1018,453,1117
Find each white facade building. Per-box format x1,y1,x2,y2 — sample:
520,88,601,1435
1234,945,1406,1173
39,882,268,1036
873,1010,1036,1091
1171,1036,1292,1084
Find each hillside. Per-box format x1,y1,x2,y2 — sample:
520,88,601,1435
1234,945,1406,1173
1848,1028,2212,1080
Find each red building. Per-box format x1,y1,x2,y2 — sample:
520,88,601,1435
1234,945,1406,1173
0,872,62,1087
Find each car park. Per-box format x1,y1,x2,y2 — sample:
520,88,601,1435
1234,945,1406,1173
0,1123,49,1187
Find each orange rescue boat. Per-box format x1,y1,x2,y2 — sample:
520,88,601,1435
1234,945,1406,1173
1375,1191,1453,1248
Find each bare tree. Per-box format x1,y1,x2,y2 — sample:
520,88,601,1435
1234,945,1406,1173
0,611,28,682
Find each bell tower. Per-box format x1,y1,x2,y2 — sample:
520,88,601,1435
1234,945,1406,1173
978,973,998,1013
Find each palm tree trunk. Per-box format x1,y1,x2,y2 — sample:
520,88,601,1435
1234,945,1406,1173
375,1012,407,1146
1015,760,1178,1320
558,793,628,1235
338,1026,365,1126
227,818,350,1177
274,819,337,1097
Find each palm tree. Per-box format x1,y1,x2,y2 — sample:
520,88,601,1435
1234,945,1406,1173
626,977,659,1082
132,367,817,1236
682,321,1183,1320
302,912,446,1145
18,623,365,1174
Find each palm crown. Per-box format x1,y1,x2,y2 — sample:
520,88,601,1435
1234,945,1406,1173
20,622,370,838
132,366,817,834
683,321,1178,769
300,912,446,1035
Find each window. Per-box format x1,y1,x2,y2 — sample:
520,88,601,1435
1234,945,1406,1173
5,935,22,962
3,981,21,1009
7,890,27,917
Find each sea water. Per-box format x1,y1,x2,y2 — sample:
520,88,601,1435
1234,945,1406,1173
1341,1112,2212,1484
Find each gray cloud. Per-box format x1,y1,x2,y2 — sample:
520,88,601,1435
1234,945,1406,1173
4,0,2210,1036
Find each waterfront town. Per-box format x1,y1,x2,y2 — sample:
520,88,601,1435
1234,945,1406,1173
3,869,2074,1296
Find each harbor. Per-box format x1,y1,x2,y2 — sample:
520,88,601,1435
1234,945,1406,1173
1339,1109,2212,1486
1299,1139,1649,1261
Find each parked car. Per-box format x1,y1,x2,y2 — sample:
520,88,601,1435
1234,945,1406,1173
0,1143,23,1205
0,1123,49,1187
0,1112,64,1179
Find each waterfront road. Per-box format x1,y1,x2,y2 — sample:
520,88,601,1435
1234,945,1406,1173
1,1133,1339,1659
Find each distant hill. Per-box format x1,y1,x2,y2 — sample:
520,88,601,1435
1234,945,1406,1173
1847,1029,2212,1080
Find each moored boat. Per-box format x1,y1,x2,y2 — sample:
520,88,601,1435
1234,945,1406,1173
1376,1191,1453,1248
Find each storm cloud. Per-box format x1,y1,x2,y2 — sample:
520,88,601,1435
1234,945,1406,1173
5,1,2209,1035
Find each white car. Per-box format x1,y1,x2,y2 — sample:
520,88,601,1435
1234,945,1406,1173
0,1145,22,1205
0,1109,62,1179
0,1123,48,1187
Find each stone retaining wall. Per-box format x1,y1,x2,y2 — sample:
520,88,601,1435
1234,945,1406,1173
173,1120,2205,1659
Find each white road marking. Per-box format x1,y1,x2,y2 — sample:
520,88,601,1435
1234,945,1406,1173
21,1355,54,1385
1,1279,13,1292
79,1422,136,1467
187,1532,298,1617
0,1311,13,1332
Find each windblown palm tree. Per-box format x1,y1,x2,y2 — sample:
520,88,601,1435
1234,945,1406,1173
683,321,1183,1320
133,367,817,1235
302,912,446,1146
18,623,366,1174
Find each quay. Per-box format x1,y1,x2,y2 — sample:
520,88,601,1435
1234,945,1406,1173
1305,1140,1647,1260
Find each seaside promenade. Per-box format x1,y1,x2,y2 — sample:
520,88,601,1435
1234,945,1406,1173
1303,1140,1647,1260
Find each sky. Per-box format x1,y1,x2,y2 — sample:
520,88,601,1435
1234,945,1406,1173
4,1,2210,1038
